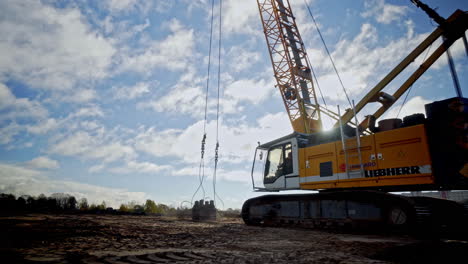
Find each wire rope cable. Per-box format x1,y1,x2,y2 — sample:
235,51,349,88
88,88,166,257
191,0,216,206
213,0,224,209
304,0,353,109
396,42,433,118
306,55,327,107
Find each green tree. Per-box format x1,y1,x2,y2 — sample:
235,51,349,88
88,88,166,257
66,196,77,210
119,204,129,212
144,199,158,214
157,203,169,214
133,204,144,214
78,198,89,210
96,201,106,210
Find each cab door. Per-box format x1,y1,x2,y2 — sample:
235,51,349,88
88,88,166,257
263,140,300,190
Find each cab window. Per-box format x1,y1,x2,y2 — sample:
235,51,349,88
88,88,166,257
264,143,293,181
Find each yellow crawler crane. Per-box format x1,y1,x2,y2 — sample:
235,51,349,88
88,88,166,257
242,0,468,230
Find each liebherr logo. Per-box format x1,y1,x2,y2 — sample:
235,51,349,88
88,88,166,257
364,166,421,177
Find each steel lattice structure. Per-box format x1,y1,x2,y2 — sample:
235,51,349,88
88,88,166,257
257,0,321,133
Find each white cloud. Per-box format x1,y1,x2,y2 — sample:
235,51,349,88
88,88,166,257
26,118,58,134
224,78,275,105
79,121,101,131
361,0,408,24
72,106,105,118
49,131,94,156
137,75,206,117
312,22,431,106
105,0,155,15
0,83,52,145
108,160,171,174
134,112,291,166
49,131,136,164
0,163,148,208
0,163,42,189
26,156,59,170
172,166,251,183
119,19,195,73
106,0,139,12
0,83,48,121
222,0,260,35
226,45,261,73
0,122,21,145
0,0,116,90
154,0,174,13
0,82,16,108
112,81,153,100
139,86,204,116
61,89,98,103
382,96,431,120
90,143,135,164
432,37,467,70
134,127,181,158
100,17,150,43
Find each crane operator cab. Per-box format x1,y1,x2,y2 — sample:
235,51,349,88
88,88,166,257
251,134,301,191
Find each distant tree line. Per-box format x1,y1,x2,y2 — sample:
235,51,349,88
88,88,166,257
0,193,78,214
0,193,240,217
118,199,172,215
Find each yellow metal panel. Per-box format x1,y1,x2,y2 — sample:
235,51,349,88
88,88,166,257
374,125,432,172
302,142,337,177
335,134,378,178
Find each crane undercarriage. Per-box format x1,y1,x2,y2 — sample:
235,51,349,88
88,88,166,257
242,191,468,233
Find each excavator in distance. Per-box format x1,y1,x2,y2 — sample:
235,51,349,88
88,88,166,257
242,0,468,231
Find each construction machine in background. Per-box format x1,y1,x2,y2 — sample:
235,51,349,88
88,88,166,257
242,0,468,231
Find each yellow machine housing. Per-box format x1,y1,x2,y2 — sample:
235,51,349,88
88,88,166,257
256,97,468,193
299,124,433,190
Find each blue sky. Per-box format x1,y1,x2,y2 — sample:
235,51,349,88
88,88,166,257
0,0,467,209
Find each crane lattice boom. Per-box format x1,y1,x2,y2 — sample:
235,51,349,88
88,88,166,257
257,0,321,134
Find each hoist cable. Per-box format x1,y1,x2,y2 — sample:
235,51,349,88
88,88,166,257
396,42,433,118
213,0,224,209
306,56,327,107
304,0,352,109
203,0,215,133
191,135,207,205
192,0,216,205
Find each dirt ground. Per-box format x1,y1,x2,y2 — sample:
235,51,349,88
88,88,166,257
1,214,467,263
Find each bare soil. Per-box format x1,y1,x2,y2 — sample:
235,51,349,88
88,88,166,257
1,214,467,263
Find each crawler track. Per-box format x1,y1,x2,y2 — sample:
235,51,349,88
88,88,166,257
242,191,467,233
